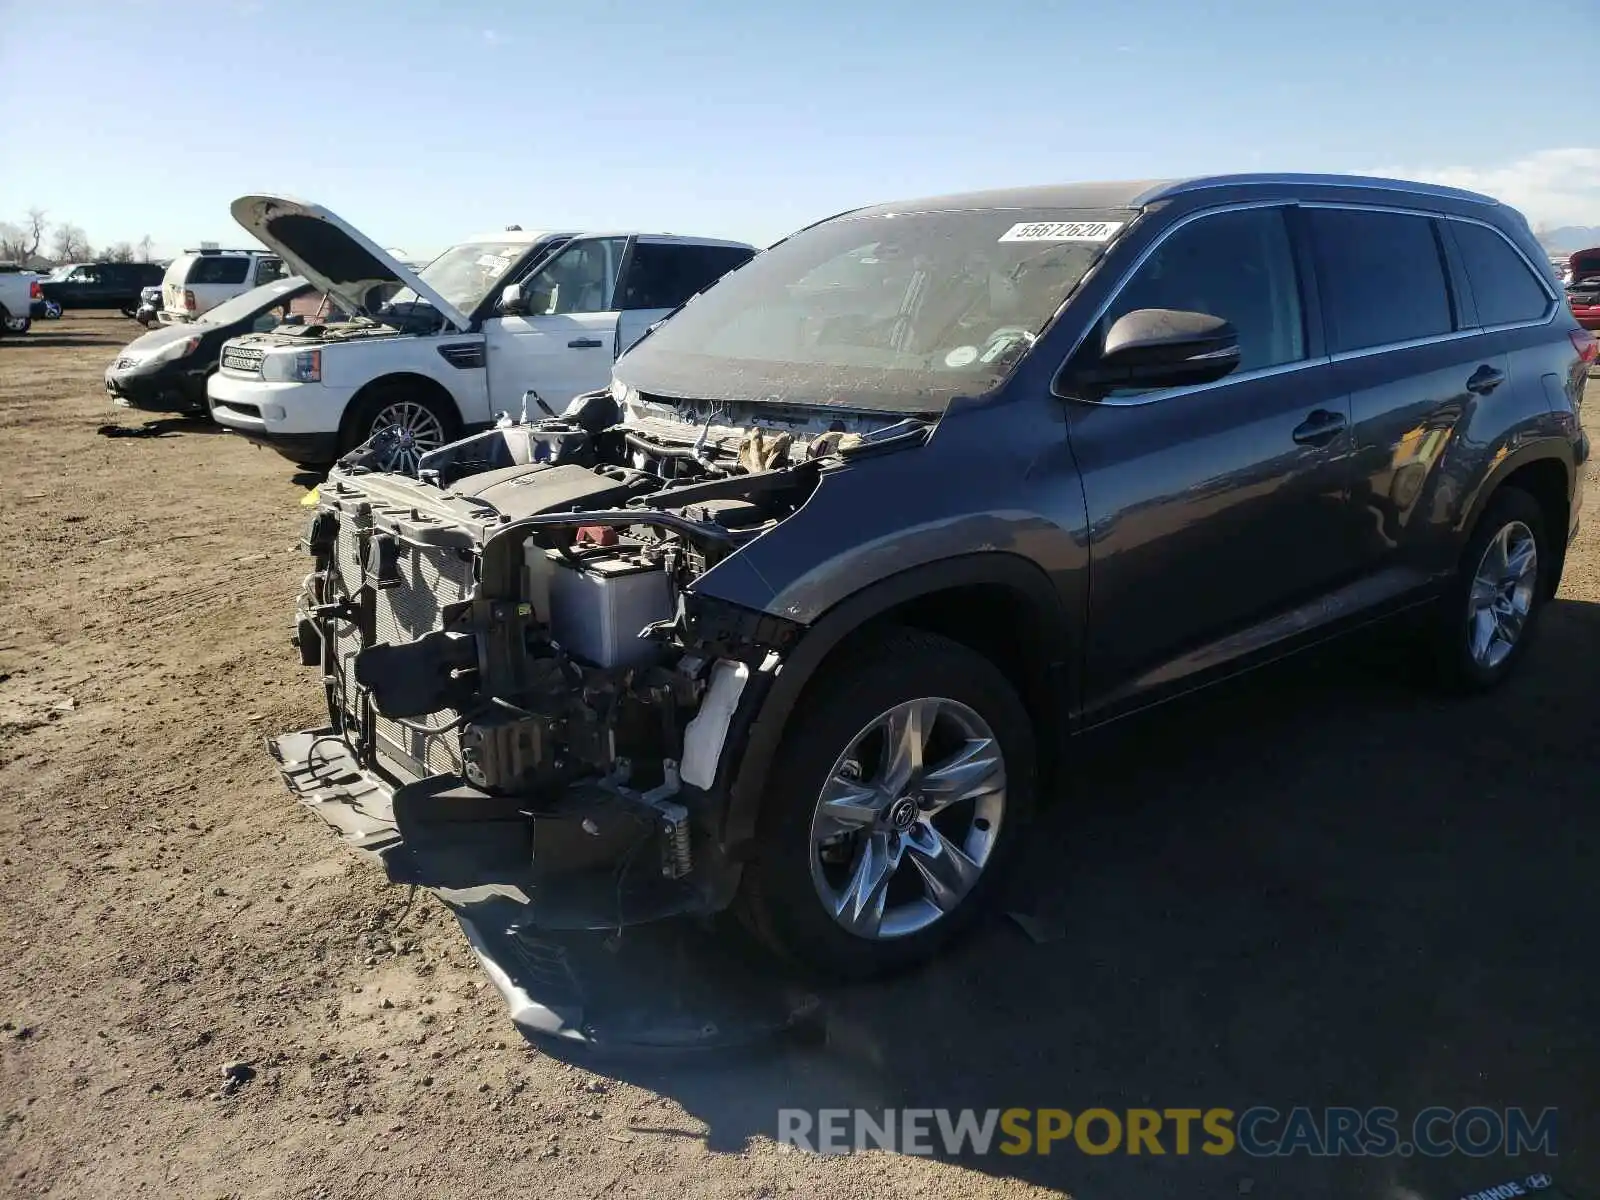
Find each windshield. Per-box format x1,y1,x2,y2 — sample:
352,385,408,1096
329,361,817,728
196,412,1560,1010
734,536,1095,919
615,208,1130,411
389,241,530,313
197,276,308,327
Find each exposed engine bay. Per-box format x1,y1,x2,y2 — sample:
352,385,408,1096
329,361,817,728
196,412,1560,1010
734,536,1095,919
284,382,927,917
228,303,443,347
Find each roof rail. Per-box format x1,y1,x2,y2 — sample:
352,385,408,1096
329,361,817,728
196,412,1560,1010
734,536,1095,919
1132,173,1501,208
181,246,260,255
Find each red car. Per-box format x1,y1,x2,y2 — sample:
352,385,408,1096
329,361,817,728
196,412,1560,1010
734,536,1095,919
1568,287,1600,330
1564,247,1600,328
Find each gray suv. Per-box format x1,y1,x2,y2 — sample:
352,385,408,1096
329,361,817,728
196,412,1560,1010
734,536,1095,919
273,173,1590,983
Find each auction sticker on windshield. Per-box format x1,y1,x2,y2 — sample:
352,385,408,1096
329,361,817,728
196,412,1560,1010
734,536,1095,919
998,221,1124,242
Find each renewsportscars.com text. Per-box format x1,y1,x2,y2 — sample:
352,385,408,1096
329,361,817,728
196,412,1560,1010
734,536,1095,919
777,1106,1558,1157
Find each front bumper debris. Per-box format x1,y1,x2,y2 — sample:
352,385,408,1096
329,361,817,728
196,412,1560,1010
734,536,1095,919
268,728,818,1052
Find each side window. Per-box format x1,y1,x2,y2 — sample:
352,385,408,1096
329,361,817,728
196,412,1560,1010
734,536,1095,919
1450,222,1552,327
1101,206,1305,376
71,267,99,283
189,256,250,286
619,243,754,310
1309,209,1453,352
255,257,286,285
251,306,285,332
523,237,627,316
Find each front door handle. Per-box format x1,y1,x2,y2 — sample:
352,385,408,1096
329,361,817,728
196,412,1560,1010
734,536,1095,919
567,337,604,349
1292,409,1348,447
1466,364,1506,395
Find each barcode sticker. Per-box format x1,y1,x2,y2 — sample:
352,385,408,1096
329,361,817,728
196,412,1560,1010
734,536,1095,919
999,220,1124,243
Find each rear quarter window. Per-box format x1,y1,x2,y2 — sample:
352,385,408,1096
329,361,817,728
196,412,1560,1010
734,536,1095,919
186,256,250,286
1449,222,1553,327
1309,208,1454,353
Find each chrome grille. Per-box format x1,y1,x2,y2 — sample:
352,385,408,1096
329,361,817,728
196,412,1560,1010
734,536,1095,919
221,345,265,375
330,521,476,779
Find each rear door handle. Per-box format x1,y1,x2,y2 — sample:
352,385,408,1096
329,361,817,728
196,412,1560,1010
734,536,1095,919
1466,364,1506,395
1292,409,1348,447
568,337,604,349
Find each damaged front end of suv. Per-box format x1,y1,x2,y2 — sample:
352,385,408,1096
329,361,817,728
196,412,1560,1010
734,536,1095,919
275,384,925,929
270,192,1138,1032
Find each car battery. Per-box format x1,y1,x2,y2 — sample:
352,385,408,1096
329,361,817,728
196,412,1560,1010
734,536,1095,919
544,549,674,668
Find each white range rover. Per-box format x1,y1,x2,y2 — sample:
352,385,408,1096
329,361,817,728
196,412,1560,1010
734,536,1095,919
208,195,756,468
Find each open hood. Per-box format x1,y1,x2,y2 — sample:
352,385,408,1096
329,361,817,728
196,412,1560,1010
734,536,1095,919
230,195,473,332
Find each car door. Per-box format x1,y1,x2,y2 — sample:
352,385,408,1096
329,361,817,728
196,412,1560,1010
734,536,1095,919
1062,204,1364,716
614,240,756,355
1305,206,1513,583
483,236,628,411
104,264,137,307
60,265,99,307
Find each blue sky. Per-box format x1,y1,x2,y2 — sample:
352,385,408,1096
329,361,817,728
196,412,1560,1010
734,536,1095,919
0,0,1593,260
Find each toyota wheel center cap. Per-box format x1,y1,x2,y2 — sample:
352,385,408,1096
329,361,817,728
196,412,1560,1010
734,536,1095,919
887,797,919,831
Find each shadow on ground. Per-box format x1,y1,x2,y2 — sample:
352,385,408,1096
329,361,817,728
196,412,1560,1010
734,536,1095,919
97,416,226,439
526,599,1600,1199
17,333,129,349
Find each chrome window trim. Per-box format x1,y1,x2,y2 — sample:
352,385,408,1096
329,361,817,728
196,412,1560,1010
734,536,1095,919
1327,327,1480,364
1133,174,1500,209
1087,355,1333,408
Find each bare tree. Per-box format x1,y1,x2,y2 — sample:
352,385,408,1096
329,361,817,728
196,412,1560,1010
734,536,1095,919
0,222,25,262
137,234,154,262
0,208,49,263
51,223,92,261
23,208,46,260
105,241,136,263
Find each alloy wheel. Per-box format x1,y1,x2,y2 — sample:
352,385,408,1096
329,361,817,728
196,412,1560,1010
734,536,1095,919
809,696,1007,940
1466,519,1538,670
368,401,447,475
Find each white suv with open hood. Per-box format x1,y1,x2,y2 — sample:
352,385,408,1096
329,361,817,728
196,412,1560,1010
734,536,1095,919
207,195,756,468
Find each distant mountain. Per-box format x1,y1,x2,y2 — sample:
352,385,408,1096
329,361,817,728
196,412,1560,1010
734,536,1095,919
1537,226,1600,254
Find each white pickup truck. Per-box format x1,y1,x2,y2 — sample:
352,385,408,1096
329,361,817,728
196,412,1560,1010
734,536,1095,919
207,195,756,467
0,271,40,336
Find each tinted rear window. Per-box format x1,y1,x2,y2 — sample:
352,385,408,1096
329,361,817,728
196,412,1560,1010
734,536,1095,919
185,256,250,285
1309,209,1454,353
1451,223,1551,327
619,242,754,310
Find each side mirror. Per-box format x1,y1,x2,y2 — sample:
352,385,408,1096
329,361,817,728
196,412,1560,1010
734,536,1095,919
499,282,526,315
1071,308,1241,394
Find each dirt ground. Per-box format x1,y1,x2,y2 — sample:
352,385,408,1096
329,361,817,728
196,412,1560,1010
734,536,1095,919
1,312,1596,1200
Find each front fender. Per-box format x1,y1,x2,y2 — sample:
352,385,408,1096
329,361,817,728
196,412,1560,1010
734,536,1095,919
707,552,1076,856
687,391,1089,855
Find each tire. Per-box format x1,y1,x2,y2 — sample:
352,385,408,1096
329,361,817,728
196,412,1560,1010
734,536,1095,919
734,626,1036,980
1430,486,1552,691
341,384,461,473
